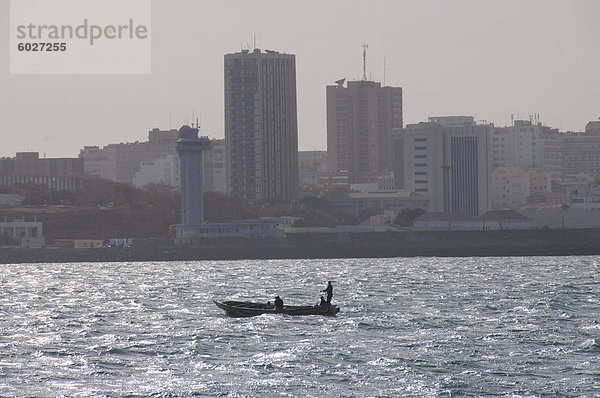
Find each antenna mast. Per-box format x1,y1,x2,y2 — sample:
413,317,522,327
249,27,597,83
362,43,368,81
383,57,387,86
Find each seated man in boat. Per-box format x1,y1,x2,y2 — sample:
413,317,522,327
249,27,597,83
319,296,327,307
274,296,284,311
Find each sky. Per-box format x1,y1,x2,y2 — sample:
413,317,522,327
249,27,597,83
1,0,599,158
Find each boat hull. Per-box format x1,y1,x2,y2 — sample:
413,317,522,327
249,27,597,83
214,300,340,317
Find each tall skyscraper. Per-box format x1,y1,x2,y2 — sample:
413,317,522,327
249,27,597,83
393,117,492,216
224,48,299,201
326,78,403,184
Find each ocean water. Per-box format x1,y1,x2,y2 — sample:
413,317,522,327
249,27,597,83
1,256,599,397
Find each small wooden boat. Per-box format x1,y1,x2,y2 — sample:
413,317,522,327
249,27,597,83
214,300,340,317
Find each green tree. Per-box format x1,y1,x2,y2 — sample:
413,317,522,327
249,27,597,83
393,208,426,226
203,191,256,222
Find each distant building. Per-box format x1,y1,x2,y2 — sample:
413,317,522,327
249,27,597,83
491,167,551,209
130,137,225,191
585,121,600,134
79,128,179,185
525,191,567,208
298,150,327,188
0,194,24,208
176,217,295,243
332,191,429,216
393,116,493,216
327,78,402,184
479,210,533,230
412,210,532,231
203,138,227,193
0,217,45,248
491,120,558,173
520,208,600,228
53,239,103,248
489,119,600,184
412,212,482,231
224,48,299,201
0,152,86,190
555,128,600,181
568,186,600,211
132,154,178,188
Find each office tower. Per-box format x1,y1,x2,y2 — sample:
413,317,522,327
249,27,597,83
326,78,403,184
176,125,211,228
224,48,299,201
393,116,492,216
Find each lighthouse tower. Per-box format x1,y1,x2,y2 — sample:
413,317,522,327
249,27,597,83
175,125,211,241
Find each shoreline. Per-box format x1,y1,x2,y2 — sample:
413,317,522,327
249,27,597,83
1,228,600,264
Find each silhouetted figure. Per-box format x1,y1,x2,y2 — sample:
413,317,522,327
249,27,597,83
274,296,284,311
322,281,333,305
319,296,327,307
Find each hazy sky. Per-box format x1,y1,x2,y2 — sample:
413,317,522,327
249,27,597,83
1,0,599,158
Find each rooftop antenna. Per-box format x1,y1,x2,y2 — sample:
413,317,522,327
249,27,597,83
253,33,256,51
362,43,369,81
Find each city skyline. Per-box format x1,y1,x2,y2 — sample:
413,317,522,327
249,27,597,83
1,0,599,158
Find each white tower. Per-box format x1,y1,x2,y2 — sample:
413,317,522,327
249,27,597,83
176,125,211,231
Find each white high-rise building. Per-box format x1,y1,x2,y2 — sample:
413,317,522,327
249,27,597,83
393,116,492,216
491,119,558,174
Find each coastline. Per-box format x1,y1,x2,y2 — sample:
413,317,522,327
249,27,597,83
1,228,599,264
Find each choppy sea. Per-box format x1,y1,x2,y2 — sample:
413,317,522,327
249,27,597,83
1,256,599,397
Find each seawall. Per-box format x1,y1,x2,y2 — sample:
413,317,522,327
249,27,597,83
1,228,599,264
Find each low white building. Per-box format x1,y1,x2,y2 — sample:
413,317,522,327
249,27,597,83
0,194,24,208
491,167,551,209
175,217,297,244
480,210,533,230
333,191,429,216
568,186,600,211
413,212,482,231
0,217,45,248
412,210,533,231
133,154,178,188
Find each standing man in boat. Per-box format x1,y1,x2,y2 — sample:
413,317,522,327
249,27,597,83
322,281,333,306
